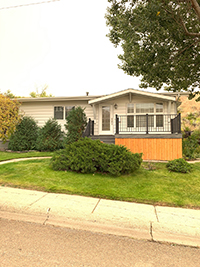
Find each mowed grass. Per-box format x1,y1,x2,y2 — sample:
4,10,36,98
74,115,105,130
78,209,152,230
0,151,53,161
0,158,200,208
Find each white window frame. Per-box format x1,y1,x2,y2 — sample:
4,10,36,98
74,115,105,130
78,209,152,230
126,102,164,129
54,106,75,120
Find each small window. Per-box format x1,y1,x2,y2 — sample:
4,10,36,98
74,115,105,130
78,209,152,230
156,103,163,113
54,106,64,119
136,103,154,113
127,103,134,113
127,115,134,127
65,106,75,118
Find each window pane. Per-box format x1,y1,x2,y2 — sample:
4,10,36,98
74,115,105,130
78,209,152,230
136,115,154,127
102,106,110,131
136,115,146,127
127,103,134,113
156,103,163,113
54,106,63,119
156,115,163,127
136,103,154,113
148,115,154,127
127,115,134,127
65,106,74,118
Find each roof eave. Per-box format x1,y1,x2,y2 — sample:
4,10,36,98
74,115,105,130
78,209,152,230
17,95,103,103
88,89,176,104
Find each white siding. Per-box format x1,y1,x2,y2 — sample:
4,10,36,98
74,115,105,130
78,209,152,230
20,100,94,132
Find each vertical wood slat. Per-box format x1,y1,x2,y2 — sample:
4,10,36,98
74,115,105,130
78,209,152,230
115,138,182,160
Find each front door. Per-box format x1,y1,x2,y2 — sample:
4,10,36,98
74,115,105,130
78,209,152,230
99,105,113,135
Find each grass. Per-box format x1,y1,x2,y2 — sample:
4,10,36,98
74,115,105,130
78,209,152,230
0,158,200,209
0,151,53,161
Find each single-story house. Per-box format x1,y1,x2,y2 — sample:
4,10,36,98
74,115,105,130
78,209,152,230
15,88,182,161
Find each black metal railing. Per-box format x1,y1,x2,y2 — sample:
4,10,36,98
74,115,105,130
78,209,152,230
115,114,181,134
83,118,94,137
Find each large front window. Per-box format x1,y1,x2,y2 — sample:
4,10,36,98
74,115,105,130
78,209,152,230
126,103,164,129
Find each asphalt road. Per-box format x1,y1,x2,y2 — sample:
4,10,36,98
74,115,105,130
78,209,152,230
0,218,200,267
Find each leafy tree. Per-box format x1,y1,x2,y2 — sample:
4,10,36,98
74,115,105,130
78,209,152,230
0,94,21,142
30,84,53,98
65,106,87,144
8,116,39,151
106,0,200,98
3,90,17,99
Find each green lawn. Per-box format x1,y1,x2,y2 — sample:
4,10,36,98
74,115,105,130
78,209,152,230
0,151,53,161
0,158,200,209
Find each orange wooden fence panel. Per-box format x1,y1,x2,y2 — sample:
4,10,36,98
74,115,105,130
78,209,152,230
115,138,182,161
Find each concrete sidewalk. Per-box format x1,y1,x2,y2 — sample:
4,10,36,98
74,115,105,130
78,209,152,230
0,186,200,248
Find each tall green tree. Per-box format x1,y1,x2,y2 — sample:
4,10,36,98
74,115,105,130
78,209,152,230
106,0,200,98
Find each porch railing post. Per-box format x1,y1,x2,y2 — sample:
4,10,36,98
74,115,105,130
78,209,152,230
92,120,94,136
116,114,119,134
178,113,181,133
88,118,91,135
146,114,149,134
171,116,174,134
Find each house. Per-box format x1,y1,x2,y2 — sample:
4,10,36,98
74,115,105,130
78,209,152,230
16,88,182,160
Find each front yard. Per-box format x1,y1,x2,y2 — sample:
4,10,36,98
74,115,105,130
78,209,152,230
0,153,200,209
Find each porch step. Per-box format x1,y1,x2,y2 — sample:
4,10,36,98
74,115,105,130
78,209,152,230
90,135,115,144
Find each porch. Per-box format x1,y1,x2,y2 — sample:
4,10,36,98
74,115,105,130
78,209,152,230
83,114,182,161
84,113,181,136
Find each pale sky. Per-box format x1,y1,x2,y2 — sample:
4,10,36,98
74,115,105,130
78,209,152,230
0,0,155,97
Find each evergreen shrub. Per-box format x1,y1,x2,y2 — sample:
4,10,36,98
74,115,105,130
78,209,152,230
50,137,143,176
65,106,87,144
36,118,64,151
166,158,192,173
8,116,39,151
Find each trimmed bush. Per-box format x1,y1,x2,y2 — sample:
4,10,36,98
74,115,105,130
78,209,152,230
166,158,192,173
50,137,142,176
65,106,87,144
8,116,39,151
36,119,64,151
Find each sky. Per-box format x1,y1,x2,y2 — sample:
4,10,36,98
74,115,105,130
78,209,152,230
0,0,155,97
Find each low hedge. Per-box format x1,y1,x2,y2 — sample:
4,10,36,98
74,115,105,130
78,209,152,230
166,158,192,173
50,137,142,176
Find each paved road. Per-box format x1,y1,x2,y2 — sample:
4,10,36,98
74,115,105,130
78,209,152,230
1,218,200,267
